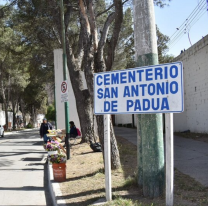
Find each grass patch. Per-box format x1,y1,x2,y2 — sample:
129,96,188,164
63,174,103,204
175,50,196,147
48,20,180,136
102,197,154,206
58,136,208,206
123,176,137,188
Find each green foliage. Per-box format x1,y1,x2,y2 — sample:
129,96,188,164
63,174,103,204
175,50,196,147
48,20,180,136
26,122,33,128
112,8,135,70
45,103,56,121
0,1,56,124
102,197,154,206
112,11,174,70
154,0,172,8
156,26,175,63
123,175,137,188
0,0,173,129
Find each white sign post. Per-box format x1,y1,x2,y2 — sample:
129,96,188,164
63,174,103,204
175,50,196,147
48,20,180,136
94,62,183,205
165,113,174,206
104,114,112,201
61,81,69,103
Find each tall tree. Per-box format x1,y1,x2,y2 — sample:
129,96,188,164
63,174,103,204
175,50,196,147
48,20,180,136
3,0,172,168
0,3,54,128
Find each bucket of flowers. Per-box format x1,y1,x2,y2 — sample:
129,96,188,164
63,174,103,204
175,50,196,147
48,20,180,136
45,140,60,155
48,153,67,182
48,153,66,164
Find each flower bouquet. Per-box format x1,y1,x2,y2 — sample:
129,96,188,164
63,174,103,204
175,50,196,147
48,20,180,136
48,130,57,135
48,153,66,164
45,141,60,151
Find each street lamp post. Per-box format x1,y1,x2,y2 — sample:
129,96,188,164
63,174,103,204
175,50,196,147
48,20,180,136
60,0,70,159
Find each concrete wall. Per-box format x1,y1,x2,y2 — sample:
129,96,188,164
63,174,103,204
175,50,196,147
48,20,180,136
115,114,137,127
54,49,87,130
174,35,208,133
0,111,13,127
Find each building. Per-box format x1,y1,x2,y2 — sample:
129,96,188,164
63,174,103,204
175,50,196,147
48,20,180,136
173,34,208,133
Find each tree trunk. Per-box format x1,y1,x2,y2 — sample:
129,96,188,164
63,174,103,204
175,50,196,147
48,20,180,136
12,111,16,130
12,100,17,130
1,87,9,129
20,99,26,127
62,1,121,169
0,63,9,129
3,102,9,130
66,47,94,143
96,115,121,169
30,105,36,127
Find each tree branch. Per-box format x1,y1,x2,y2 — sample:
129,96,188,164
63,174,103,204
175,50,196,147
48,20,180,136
96,3,115,18
75,24,84,63
95,12,115,73
52,27,61,45
105,0,123,71
64,5,72,29
88,0,98,51
79,0,90,34
96,0,130,18
97,12,115,57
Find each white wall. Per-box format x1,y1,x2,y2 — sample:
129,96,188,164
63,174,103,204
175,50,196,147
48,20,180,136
54,49,87,130
115,114,131,125
0,111,13,127
36,114,45,128
174,35,208,133
115,114,137,127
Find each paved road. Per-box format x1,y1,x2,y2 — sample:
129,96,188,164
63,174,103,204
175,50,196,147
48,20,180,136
0,129,52,206
114,127,208,187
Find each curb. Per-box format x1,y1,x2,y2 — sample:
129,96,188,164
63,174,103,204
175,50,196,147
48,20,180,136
48,163,67,206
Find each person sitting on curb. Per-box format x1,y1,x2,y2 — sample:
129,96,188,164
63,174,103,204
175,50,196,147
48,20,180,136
40,118,52,143
69,121,78,138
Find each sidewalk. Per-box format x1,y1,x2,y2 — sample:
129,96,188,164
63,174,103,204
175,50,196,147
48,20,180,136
0,129,51,205
4,128,38,136
114,126,208,187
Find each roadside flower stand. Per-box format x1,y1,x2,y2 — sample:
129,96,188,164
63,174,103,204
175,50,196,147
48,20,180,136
44,130,67,182
48,153,67,182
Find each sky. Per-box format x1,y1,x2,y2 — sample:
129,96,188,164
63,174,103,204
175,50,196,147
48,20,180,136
154,0,208,57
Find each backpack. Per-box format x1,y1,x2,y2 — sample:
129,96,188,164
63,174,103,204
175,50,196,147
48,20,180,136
89,140,102,152
76,128,81,136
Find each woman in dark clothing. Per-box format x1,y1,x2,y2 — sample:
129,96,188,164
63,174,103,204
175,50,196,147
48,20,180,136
69,121,78,138
40,118,52,143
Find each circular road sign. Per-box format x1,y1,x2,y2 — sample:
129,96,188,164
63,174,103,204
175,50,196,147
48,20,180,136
61,81,67,94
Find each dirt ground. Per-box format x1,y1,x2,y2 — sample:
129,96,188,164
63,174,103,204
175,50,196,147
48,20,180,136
58,137,208,206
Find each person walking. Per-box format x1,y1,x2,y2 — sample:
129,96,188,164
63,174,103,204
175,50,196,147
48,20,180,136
40,118,52,143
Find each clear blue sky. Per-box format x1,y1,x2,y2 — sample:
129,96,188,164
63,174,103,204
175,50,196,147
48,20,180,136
155,0,208,57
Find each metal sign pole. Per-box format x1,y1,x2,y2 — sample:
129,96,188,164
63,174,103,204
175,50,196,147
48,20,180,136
104,114,112,201
60,0,70,159
165,113,174,206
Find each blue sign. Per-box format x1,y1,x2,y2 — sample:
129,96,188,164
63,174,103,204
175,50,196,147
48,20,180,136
94,62,184,114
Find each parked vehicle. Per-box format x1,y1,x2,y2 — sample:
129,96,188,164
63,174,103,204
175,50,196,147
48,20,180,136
0,125,4,137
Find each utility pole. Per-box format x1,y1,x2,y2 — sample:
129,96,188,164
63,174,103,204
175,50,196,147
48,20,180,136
60,0,70,159
133,0,164,197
